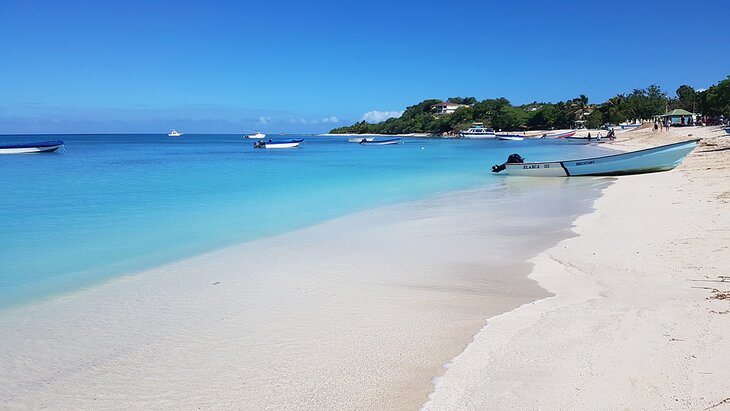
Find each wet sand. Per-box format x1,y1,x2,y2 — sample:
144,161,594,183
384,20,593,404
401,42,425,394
425,125,730,410
0,176,609,409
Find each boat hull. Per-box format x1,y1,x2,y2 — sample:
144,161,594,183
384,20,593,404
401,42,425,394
546,130,577,138
496,135,524,141
359,138,401,145
254,139,304,149
0,140,64,154
498,139,699,177
264,142,301,148
348,137,375,143
460,133,496,139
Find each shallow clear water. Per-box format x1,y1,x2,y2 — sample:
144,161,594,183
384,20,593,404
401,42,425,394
0,134,613,308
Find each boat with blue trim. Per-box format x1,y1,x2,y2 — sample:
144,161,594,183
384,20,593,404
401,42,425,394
253,138,304,149
0,140,64,154
491,139,698,176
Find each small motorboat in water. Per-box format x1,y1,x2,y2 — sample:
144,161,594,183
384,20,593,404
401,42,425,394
168,129,183,137
253,138,304,149
348,137,375,143
496,134,525,141
491,139,698,177
245,131,266,139
359,138,401,146
459,123,496,138
0,140,64,154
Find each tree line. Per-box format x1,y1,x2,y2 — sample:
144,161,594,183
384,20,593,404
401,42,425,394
330,75,730,134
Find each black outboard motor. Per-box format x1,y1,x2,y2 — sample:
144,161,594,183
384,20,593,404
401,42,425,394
492,153,524,173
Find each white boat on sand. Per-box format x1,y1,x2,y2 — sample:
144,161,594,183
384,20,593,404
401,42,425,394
491,139,698,177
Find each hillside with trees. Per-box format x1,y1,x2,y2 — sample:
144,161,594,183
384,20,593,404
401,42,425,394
330,75,730,134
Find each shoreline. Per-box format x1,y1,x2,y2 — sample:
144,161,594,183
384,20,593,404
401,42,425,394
0,175,609,409
424,125,730,409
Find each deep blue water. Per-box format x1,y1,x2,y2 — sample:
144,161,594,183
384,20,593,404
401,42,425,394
0,134,613,308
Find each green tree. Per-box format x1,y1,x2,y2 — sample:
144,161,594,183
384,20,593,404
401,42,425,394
675,85,697,112
697,76,730,117
586,109,604,129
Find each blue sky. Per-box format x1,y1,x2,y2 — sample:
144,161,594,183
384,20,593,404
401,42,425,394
1,0,728,134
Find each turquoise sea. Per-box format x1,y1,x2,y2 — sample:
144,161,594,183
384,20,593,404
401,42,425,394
0,134,613,308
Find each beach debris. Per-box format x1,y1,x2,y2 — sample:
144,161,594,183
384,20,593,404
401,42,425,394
690,286,730,300
212,281,220,285
709,289,730,300
704,397,730,410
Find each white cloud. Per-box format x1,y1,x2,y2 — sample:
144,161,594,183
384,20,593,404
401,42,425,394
361,110,403,123
257,116,270,125
322,116,340,123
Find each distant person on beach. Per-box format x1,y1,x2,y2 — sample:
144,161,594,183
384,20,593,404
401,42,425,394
654,123,658,132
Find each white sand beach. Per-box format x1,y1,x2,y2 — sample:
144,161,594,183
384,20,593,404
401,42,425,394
425,125,730,410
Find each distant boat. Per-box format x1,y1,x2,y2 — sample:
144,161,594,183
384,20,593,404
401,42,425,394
168,129,183,137
0,140,64,154
496,134,525,141
244,131,266,139
620,123,641,129
253,138,304,149
459,123,496,138
348,137,375,143
541,130,577,139
491,139,698,177
359,138,401,146
563,136,607,144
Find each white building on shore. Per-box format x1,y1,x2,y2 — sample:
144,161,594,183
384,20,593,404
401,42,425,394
433,101,469,116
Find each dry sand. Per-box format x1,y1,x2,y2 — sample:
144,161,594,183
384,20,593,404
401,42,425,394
424,125,730,410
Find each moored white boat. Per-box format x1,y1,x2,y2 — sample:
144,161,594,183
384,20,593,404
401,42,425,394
620,123,641,129
245,131,266,139
168,129,183,137
496,134,525,141
459,123,495,138
348,137,375,143
0,140,64,154
359,138,401,146
253,138,304,149
491,139,699,177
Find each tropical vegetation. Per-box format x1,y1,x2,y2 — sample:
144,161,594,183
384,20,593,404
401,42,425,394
330,75,730,134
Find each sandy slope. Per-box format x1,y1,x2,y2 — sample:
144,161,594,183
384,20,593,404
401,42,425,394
424,126,730,410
